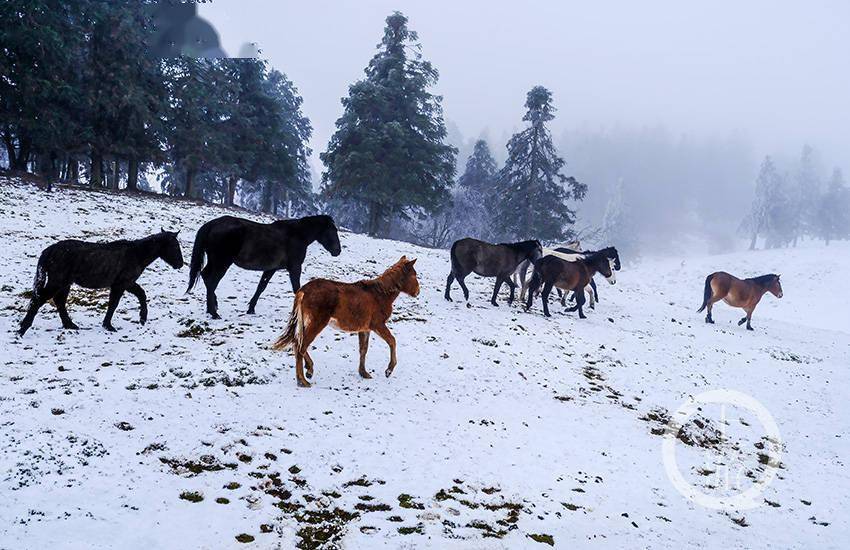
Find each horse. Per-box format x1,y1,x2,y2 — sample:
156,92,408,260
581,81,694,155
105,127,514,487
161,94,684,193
18,230,184,336
697,272,783,330
513,241,581,296
445,238,542,306
519,246,621,305
186,215,341,319
272,256,420,387
525,250,617,318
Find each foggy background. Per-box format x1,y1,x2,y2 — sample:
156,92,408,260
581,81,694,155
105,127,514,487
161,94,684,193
201,0,849,254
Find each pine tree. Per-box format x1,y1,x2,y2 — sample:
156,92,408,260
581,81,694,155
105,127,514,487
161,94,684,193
743,156,781,249
492,86,586,242
321,12,456,237
458,140,497,194
816,168,850,245
792,145,822,245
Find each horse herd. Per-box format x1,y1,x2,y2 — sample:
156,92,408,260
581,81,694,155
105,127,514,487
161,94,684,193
16,213,784,386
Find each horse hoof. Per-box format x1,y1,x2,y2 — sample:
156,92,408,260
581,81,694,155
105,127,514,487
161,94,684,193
465,303,472,309
297,379,312,388
103,325,117,332
305,370,314,379
359,371,372,379
246,309,255,315
210,313,221,320
385,368,394,378
445,296,452,302
63,324,79,330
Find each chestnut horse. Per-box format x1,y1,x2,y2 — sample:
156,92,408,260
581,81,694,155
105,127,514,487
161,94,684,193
697,272,783,330
272,256,420,387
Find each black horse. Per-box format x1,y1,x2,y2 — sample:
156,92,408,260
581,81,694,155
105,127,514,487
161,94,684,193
187,215,342,318
18,230,184,336
445,238,542,306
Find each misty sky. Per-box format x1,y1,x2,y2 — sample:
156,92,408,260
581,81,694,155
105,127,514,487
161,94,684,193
201,1,850,174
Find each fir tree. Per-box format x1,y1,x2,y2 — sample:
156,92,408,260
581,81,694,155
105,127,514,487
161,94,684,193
492,86,586,242
321,12,456,237
458,139,498,194
816,168,850,245
792,144,821,245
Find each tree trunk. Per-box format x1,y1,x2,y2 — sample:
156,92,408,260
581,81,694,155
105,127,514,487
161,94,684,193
226,175,238,207
11,136,31,171
126,158,139,191
90,152,103,187
68,159,79,183
368,201,380,237
185,167,196,198
2,131,16,169
111,160,120,190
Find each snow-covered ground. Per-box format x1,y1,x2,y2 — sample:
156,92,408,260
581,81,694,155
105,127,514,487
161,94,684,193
1,176,847,549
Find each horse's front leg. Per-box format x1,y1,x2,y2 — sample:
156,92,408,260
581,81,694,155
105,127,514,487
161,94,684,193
506,278,517,305
541,282,553,317
126,282,147,324
247,270,276,314
358,331,371,379
288,264,302,294
374,325,397,378
102,286,125,332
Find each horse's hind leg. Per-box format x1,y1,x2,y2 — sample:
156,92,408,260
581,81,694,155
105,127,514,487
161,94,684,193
295,313,329,387
19,292,54,336
490,276,505,307
444,272,455,302
740,307,755,331
457,274,471,302
102,286,125,332
357,331,371,379
201,262,229,319
541,282,554,317
126,283,147,325
54,286,78,330
506,278,517,305
247,270,275,314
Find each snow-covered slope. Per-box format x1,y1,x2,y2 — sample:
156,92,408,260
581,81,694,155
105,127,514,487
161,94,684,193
1,177,847,549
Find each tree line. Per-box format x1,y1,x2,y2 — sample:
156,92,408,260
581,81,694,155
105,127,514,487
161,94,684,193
742,146,850,248
1,6,586,245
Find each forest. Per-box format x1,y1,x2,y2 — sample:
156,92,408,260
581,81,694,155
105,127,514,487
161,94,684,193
2,2,849,258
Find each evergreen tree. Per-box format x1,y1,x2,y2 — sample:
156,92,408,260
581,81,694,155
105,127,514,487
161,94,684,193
458,139,497,194
321,12,456,237
742,156,780,250
492,86,586,242
816,168,850,245
792,144,821,245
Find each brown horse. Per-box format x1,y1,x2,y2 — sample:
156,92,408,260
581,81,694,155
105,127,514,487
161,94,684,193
272,256,420,387
525,250,616,318
697,272,783,330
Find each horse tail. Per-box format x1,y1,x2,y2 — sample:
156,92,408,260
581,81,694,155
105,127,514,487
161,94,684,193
527,268,542,300
31,256,48,299
186,222,211,293
449,240,464,276
273,292,304,353
697,274,714,312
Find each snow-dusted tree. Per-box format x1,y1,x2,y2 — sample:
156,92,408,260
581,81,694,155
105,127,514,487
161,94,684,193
742,156,783,249
601,178,639,261
492,86,586,242
792,145,822,245
815,168,850,245
321,12,456,237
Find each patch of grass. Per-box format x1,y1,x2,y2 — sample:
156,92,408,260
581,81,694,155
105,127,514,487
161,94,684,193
215,497,230,504
224,482,241,490
160,456,237,476
528,533,555,545
354,502,391,512
397,493,424,510
235,533,254,543
179,491,203,503
397,523,424,535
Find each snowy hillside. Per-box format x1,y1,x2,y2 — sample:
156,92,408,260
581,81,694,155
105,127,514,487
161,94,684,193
1,176,847,549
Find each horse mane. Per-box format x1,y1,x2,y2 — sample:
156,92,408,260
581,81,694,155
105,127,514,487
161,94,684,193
356,262,408,295
748,274,779,286
580,250,610,264
499,240,540,253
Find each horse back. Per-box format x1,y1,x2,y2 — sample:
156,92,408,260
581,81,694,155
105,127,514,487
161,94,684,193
299,279,390,331
39,239,129,288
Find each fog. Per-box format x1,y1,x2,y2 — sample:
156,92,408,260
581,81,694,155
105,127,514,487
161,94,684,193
201,1,849,253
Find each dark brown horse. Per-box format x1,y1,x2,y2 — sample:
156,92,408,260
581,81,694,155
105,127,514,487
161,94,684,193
445,238,542,306
187,215,341,318
525,250,616,318
18,230,184,336
698,272,783,330
273,256,420,387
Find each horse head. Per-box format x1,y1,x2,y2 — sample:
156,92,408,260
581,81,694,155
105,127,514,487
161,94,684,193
159,229,184,269
589,251,616,285
602,246,622,271
316,216,342,257
769,274,783,298
528,240,544,262
398,256,420,297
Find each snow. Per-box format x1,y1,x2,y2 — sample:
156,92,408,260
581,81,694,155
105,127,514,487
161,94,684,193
1,176,847,549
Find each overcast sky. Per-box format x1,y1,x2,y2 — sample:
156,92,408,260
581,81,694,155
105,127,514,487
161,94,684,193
201,1,850,173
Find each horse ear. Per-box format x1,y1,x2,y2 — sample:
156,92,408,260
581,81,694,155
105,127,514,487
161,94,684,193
408,258,417,267
399,255,407,262
161,227,165,233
